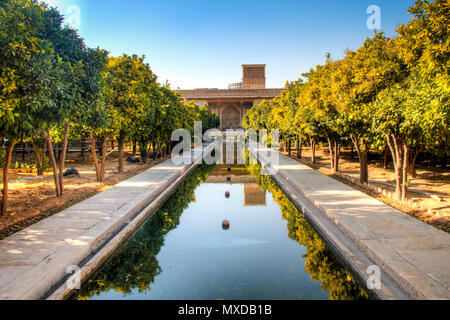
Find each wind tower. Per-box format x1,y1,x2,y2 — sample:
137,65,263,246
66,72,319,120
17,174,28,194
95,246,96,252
242,64,266,89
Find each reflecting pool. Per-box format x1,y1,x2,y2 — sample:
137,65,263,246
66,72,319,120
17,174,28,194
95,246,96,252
72,165,368,300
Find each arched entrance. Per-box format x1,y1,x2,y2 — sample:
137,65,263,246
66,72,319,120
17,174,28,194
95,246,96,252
221,105,241,129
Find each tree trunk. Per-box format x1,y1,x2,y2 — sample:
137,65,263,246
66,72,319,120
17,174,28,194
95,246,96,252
57,142,61,161
386,134,404,201
132,140,137,156
166,141,171,157
90,132,101,182
383,147,389,170
351,135,369,184
310,137,316,164
280,137,285,153
334,139,340,173
402,144,409,201
140,140,148,164
328,137,335,173
100,136,108,182
360,151,369,184
58,121,70,196
152,142,157,161
296,136,302,159
80,134,85,160
43,130,61,197
31,139,43,176
395,166,403,201
1,141,14,217
409,146,422,179
40,140,48,175
118,135,125,173
168,140,172,157
288,138,292,156
327,137,340,174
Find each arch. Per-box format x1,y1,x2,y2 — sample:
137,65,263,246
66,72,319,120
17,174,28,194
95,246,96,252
221,105,241,129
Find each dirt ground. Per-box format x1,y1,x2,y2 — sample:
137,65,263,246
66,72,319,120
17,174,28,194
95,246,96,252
285,147,450,233
0,150,168,239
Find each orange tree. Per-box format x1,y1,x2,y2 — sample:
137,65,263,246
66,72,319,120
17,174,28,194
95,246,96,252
103,55,152,172
333,33,408,184
373,0,449,201
74,48,110,182
271,81,303,155
0,0,57,216
298,57,345,173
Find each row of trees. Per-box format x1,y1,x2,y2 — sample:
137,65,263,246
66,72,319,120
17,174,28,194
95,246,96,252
0,0,219,217
243,0,449,201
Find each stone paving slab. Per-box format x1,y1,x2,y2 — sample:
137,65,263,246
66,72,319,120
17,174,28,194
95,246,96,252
250,145,450,300
0,144,214,300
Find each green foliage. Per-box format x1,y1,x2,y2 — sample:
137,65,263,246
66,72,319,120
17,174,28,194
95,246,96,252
375,71,449,148
10,161,33,170
0,0,56,141
104,54,155,140
104,56,219,151
0,0,218,212
196,103,221,133
243,0,450,191
242,99,275,131
397,0,450,89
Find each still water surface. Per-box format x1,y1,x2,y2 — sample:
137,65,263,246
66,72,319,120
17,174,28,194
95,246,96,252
72,165,367,300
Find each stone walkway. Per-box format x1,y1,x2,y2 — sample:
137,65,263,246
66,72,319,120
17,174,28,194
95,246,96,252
0,143,215,300
249,144,450,300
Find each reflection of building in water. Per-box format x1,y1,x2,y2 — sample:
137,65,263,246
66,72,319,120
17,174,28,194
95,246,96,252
244,184,267,206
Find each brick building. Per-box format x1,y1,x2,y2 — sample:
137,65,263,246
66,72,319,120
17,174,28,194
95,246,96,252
178,65,283,130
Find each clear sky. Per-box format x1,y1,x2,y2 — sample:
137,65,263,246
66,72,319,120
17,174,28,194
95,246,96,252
42,0,415,89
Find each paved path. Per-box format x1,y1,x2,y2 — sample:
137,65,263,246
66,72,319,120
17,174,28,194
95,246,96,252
0,143,215,300
249,144,450,300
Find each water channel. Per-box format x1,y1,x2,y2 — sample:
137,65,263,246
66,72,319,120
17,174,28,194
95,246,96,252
71,159,368,300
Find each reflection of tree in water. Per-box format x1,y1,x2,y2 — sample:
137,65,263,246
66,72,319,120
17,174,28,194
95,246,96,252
247,164,369,300
73,165,214,300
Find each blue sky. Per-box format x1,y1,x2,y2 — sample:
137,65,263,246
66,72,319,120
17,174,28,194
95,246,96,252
43,0,415,89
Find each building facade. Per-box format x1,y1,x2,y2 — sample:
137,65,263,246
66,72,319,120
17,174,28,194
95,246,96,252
178,65,283,130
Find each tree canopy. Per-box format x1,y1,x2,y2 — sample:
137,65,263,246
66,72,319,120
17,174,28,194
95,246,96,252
243,0,450,201
0,0,219,217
